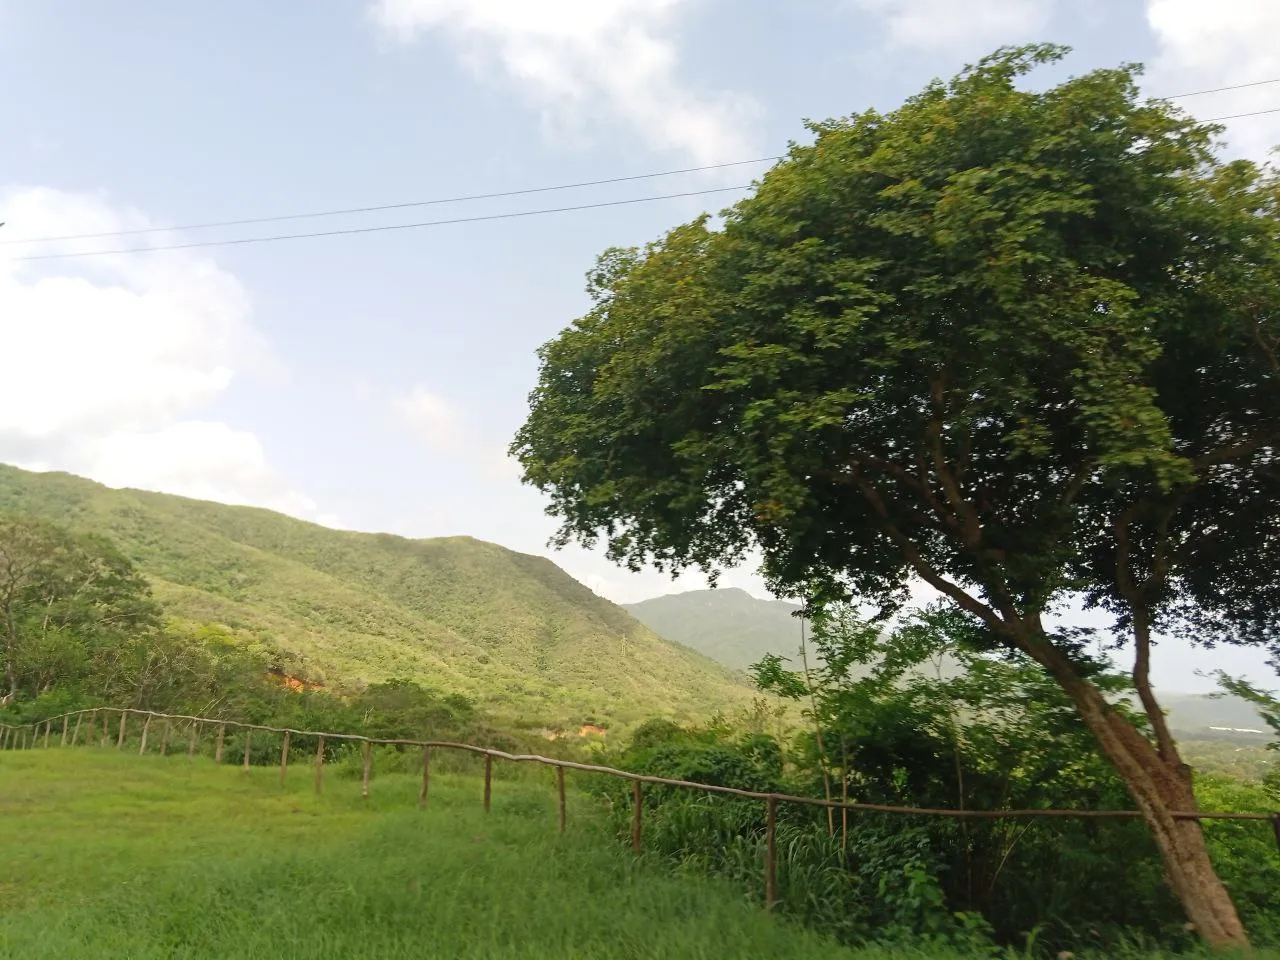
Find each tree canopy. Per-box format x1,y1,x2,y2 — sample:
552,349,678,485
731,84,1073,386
514,45,1280,947
0,514,160,702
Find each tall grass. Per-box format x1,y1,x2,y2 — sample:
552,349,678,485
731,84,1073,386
0,749,1271,960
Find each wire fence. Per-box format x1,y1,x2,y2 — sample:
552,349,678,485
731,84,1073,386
3,706,1278,908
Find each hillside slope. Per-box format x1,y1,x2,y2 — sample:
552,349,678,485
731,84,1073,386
627,588,1270,748
625,588,805,672
0,464,753,729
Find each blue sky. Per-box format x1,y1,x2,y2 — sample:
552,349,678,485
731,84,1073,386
1,1,1277,691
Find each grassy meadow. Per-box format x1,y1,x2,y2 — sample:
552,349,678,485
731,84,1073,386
0,746,1271,960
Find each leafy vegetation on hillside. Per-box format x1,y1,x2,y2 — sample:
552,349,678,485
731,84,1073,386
0,463,755,729
600,607,1280,954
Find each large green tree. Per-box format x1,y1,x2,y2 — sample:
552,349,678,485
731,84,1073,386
513,46,1279,948
0,514,159,701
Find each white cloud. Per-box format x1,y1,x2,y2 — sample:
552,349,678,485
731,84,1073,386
371,0,755,162
83,422,345,529
0,188,253,439
0,187,336,527
1145,0,1280,161
851,0,1053,51
394,385,463,450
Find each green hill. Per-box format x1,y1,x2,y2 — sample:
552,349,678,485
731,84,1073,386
625,588,805,672
625,588,1272,749
1154,693,1269,741
0,464,754,730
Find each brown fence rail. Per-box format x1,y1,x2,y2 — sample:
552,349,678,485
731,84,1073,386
3,706,1278,908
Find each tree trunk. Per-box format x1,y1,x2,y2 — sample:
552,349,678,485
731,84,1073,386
1035,643,1250,949
2,599,18,701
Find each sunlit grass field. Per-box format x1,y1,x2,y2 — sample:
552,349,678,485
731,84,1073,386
0,748,1270,959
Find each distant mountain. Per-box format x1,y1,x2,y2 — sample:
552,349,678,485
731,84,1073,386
625,588,805,672
0,464,755,730
1156,692,1271,742
624,585,1273,748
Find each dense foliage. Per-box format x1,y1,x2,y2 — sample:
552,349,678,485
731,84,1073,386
513,44,1280,945
603,610,1279,954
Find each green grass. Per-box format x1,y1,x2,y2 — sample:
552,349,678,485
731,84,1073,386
1,747,858,959
2,749,1270,960
0,463,757,730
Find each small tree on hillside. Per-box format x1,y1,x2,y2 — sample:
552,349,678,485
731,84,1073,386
0,514,159,701
512,46,1280,948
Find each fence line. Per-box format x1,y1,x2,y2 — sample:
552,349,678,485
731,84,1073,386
3,706,1278,908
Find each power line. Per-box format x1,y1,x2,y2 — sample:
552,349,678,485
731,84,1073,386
3,78,1277,256
1161,77,1280,99
1202,106,1280,122
1,157,780,246
7,185,753,262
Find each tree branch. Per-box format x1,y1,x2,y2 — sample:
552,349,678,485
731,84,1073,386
1114,505,1183,766
1192,434,1275,470
928,373,983,547
850,469,1009,636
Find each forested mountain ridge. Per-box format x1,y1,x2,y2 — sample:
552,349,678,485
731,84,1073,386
628,587,1269,742
0,463,754,729
625,588,804,671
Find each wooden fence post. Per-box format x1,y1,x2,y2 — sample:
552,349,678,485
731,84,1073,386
483,754,492,813
314,736,325,794
765,796,778,911
279,730,291,784
160,721,171,756
631,781,643,855
1,726,8,750
43,719,51,748
71,713,82,746
60,715,69,746
188,722,199,758
361,740,372,801
557,766,567,835
242,729,252,770
215,724,226,764
116,711,127,749
138,715,151,755
1272,813,1280,855
100,711,108,747
419,746,430,809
